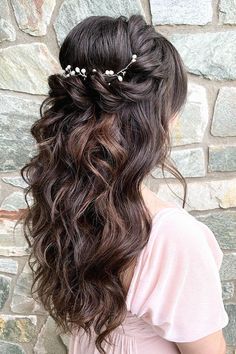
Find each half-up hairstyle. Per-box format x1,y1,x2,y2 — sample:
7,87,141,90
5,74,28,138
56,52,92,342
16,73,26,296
15,14,188,353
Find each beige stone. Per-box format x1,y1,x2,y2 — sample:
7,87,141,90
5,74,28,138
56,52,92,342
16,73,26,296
0,43,60,94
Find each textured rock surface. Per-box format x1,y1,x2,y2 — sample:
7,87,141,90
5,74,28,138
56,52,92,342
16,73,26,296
208,145,236,172
1,176,28,189
34,316,68,354
0,341,25,354
170,32,236,81
11,0,56,36
1,191,27,211
11,262,47,314
150,0,212,25
211,87,236,137
155,179,236,211
0,44,60,94
220,254,236,281
0,258,18,274
219,0,236,24
0,0,16,43
152,148,205,178
0,95,41,172
0,315,37,342
0,219,29,257
170,82,208,146
54,0,144,46
224,305,236,346
196,211,236,250
222,282,234,301
0,275,11,309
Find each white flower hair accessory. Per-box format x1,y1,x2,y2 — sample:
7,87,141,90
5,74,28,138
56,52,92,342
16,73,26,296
62,54,137,84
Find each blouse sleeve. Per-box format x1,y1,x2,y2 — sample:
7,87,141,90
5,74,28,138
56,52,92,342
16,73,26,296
129,210,229,343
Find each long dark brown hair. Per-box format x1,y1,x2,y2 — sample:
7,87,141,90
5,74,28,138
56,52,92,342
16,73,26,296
15,14,188,353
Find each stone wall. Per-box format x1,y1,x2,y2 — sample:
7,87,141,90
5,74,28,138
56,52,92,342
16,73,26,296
0,0,235,353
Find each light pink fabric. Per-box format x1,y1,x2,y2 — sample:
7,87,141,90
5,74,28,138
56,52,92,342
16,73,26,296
69,206,229,353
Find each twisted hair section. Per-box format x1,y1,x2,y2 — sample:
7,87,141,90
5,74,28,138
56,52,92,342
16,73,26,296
15,14,188,353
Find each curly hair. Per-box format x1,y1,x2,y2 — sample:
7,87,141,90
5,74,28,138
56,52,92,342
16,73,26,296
15,14,188,353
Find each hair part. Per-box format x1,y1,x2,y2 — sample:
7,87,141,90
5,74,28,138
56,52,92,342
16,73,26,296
15,14,188,353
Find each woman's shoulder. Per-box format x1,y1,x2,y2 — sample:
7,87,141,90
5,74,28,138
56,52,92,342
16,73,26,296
150,203,196,236
149,205,224,271
151,205,211,245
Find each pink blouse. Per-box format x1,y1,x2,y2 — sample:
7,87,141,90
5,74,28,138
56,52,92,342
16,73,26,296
69,206,229,353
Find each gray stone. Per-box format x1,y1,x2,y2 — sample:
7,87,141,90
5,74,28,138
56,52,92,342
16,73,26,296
1,191,27,211
1,176,28,189
220,253,236,281
208,145,236,172
170,32,236,81
0,341,25,354
34,316,67,354
219,0,236,24
60,332,70,352
211,87,236,137
195,211,236,250
0,258,18,274
11,262,47,314
150,0,212,25
170,82,208,146
0,275,11,309
0,43,60,94
0,0,16,43
221,281,234,301
54,0,145,46
0,219,29,257
152,148,205,178
0,315,36,342
155,179,236,211
226,348,234,354
224,304,236,346
0,94,41,172
11,0,56,36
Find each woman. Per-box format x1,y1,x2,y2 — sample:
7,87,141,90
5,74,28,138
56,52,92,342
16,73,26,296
17,14,228,354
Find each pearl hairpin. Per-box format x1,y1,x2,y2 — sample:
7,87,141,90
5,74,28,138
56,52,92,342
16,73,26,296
63,54,137,83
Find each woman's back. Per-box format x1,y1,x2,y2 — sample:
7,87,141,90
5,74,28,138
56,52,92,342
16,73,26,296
68,206,228,353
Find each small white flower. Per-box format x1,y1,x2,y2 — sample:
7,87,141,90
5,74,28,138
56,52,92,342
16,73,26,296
118,75,123,81
75,67,80,72
132,54,137,59
71,70,75,75
109,70,114,75
81,68,86,74
92,68,97,72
